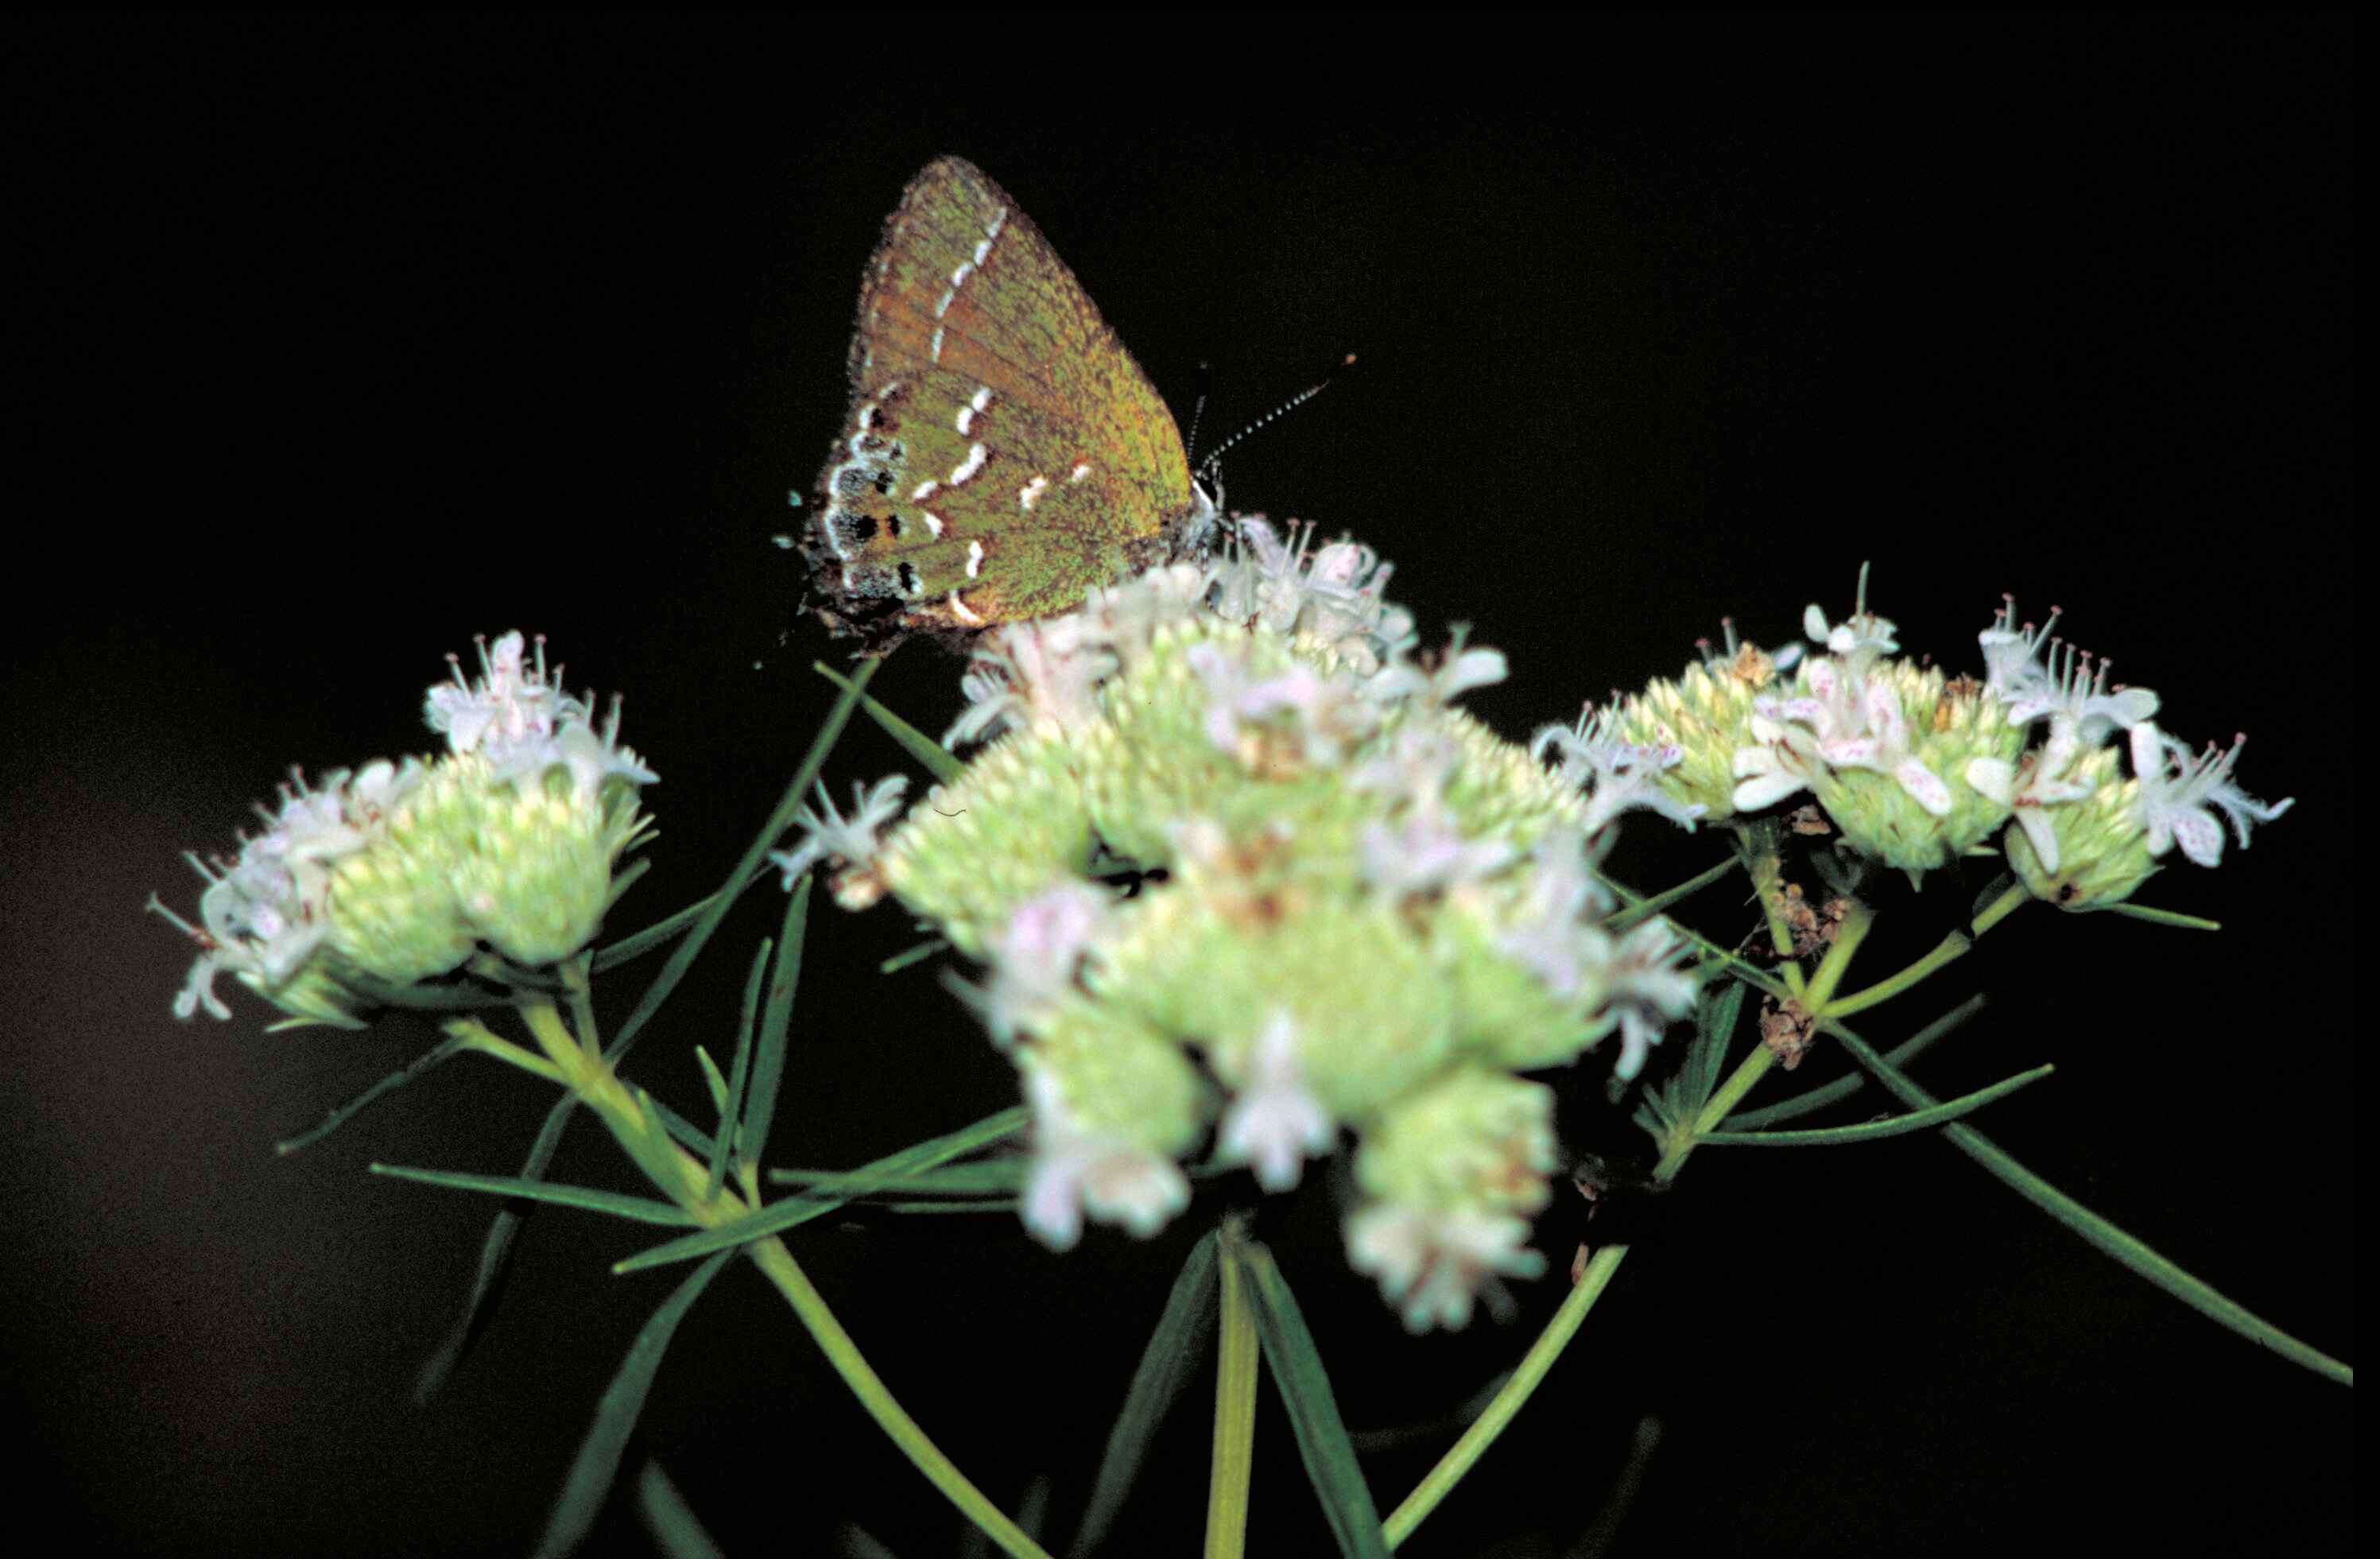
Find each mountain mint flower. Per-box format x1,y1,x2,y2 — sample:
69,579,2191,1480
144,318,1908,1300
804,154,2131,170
1216,1011,1338,1191
1609,638,1776,821
772,776,910,902
2000,742,2158,909
1735,603,2025,876
1347,1068,1558,1332
156,633,656,1026
2130,723,2293,867
808,522,1703,1327
1532,705,1706,838
1693,584,2289,909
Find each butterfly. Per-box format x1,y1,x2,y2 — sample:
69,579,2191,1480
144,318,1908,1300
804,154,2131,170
803,156,1218,648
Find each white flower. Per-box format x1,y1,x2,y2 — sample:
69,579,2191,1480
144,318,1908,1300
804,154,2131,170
1532,706,1705,836
1367,626,1508,711
425,630,654,799
1019,1072,1191,1249
2130,723,2293,867
1599,918,1698,1081
1345,1203,1546,1333
1347,725,1462,805
944,615,1120,749
1801,599,1899,664
1082,563,1209,654
153,765,409,1021
1735,659,1949,817
1188,644,1378,769
1980,599,2158,747
1978,595,2060,704
1216,1012,1337,1191
959,881,1111,1046
1496,835,1617,1006
1206,518,1413,667
1359,806,1514,898
770,776,909,886
1967,723,2097,872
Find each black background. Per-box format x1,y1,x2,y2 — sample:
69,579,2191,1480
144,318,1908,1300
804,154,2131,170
5,15,2351,1558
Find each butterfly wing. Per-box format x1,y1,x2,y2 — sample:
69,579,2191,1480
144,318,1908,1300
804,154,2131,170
808,156,1203,642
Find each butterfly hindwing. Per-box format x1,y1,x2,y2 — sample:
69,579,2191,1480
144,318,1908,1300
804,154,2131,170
808,157,1203,643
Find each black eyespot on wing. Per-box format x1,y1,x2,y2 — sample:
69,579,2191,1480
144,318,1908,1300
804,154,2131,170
897,561,921,596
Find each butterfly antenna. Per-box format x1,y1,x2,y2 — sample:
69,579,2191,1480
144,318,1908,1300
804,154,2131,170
1184,360,1215,467
1193,353,1357,486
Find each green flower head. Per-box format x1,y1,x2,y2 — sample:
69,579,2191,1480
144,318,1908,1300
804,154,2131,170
157,633,657,1026
784,521,1704,1327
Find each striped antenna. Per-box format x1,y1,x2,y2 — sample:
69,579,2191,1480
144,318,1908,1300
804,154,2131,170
1193,354,1356,483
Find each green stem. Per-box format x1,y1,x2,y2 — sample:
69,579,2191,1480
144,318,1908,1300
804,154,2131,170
1384,1038,1778,1548
1797,899,1873,1016
1801,877,2027,1022
746,1237,1054,1559
1205,1230,1259,1559
1608,855,1737,928
1738,829,1806,996
499,997,1052,1555
1820,927,1967,1020
1969,877,2029,937
444,1015,572,1086
1385,1244,1629,1549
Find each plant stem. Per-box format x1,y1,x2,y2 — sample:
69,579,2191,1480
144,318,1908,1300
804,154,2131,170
507,997,1054,1557
1383,1038,1778,1548
744,1237,1055,1559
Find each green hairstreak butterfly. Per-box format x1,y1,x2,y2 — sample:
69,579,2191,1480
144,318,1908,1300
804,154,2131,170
804,156,1218,647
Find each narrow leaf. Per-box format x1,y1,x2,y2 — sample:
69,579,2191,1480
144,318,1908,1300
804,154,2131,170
816,661,965,782
275,1034,466,1156
1233,1235,1390,1559
1835,1026,2351,1386
1718,993,1986,1131
414,1093,578,1402
614,1107,1028,1273
591,865,761,973
1069,1230,1221,1558
770,1161,1029,1195
692,1046,730,1119
646,1094,721,1160
535,1250,734,1559
602,655,880,1069
880,937,950,975
2107,901,2223,931
1700,1063,2052,1145
1605,853,1737,927
634,1459,725,1559
370,1163,699,1226
738,876,811,1175
1205,1234,1260,1559
709,936,773,1196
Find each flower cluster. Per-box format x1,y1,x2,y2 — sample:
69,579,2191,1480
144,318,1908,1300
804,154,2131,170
781,522,1703,1330
1611,593,2292,905
153,633,656,1028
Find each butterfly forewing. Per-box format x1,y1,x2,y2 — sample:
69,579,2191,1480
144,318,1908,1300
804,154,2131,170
808,157,1201,642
